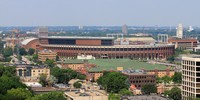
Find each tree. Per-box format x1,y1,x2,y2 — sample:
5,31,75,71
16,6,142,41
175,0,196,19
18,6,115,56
73,81,82,88
27,92,65,100
2,48,13,58
0,75,27,94
32,54,38,62
168,87,181,100
162,76,171,85
28,48,35,55
56,55,59,61
51,67,86,84
172,72,182,84
108,93,120,100
4,88,33,100
19,48,27,55
156,77,162,84
39,74,48,87
141,84,157,95
97,72,129,93
17,55,22,61
47,75,58,87
44,59,55,68
118,88,132,96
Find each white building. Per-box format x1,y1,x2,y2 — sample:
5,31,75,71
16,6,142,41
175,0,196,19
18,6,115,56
176,24,183,39
122,24,128,35
182,55,200,99
157,34,168,43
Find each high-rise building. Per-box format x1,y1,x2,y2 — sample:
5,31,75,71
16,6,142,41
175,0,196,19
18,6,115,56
37,27,48,38
176,24,183,39
122,24,128,35
182,55,200,99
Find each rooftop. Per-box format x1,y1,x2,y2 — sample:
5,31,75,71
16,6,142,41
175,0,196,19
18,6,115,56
57,59,84,64
42,36,114,40
88,59,172,72
21,38,37,45
64,90,107,97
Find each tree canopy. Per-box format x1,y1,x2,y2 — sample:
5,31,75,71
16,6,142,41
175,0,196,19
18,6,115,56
4,88,33,100
28,48,35,55
19,48,27,55
27,92,65,100
0,66,27,95
172,72,182,84
165,87,181,100
44,59,55,68
73,81,82,88
2,47,13,58
97,72,129,93
141,84,157,95
51,67,86,84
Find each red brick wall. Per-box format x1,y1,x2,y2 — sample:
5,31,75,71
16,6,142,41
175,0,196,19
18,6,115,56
76,40,101,46
22,39,39,51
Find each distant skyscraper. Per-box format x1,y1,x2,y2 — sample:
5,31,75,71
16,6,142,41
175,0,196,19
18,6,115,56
182,55,200,99
37,27,48,38
122,24,128,35
176,24,183,39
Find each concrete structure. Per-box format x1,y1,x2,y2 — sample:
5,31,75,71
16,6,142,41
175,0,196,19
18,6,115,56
121,95,169,100
182,55,200,99
77,55,95,60
158,34,168,43
193,47,200,52
176,24,183,39
168,38,197,49
64,89,108,100
38,28,174,60
122,24,128,35
116,37,155,45
38,49,57,62
122,70,156,89
23,82,42,87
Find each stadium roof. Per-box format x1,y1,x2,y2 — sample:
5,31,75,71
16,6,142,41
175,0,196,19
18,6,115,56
42,36,114,40
116,37,155,42
21,38,37,45
88,59,172,72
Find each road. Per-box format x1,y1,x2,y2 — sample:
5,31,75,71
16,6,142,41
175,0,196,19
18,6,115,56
148,61,182,72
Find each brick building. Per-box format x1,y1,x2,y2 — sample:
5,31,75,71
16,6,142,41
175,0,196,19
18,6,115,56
122,70,156,89
168,38,197,49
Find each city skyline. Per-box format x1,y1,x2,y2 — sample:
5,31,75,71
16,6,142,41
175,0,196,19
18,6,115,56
0,0,200,26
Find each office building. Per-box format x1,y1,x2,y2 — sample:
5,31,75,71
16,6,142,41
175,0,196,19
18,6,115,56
16,65,50,79
182,55,200,99
122,70,156,89
38,49,57,62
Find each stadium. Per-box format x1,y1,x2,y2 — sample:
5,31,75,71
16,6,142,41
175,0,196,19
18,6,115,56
37,28,175,60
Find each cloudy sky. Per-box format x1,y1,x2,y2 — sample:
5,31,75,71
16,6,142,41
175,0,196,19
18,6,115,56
0,0,199,26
